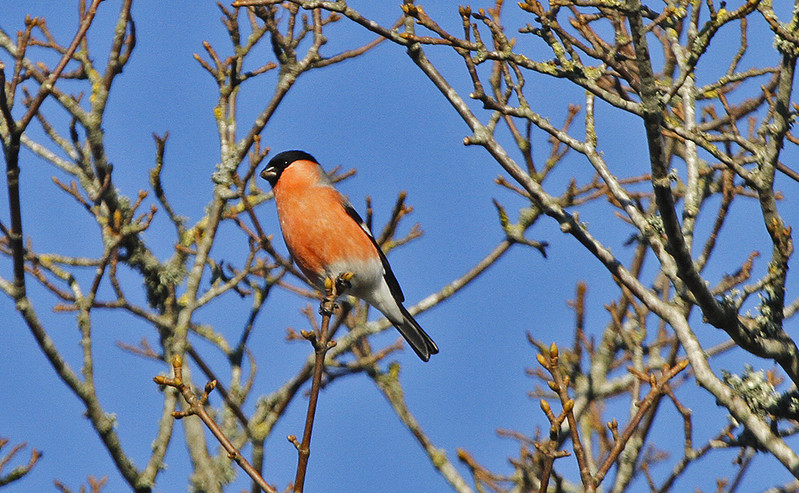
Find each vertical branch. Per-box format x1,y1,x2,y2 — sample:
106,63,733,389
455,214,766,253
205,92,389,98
540,343,596,491
1,0,103,298
625,0,734,329
290,273,349,493
678,73,701,250
754,19,798,337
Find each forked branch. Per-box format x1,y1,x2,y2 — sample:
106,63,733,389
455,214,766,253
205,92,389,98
154,356,277,493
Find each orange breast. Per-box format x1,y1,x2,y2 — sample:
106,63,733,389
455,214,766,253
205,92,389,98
273,161,377,286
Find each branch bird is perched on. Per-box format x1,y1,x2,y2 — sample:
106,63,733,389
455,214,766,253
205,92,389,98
260,150,439,361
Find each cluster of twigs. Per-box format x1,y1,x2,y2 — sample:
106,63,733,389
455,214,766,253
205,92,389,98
1,3,546,491
0,438,41,488
3,0,799,491
532,342,688,493
54,476,108,493
155,355,277,493
237,0,799,490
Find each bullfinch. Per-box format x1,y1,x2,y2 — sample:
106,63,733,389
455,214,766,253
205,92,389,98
260,150,439,361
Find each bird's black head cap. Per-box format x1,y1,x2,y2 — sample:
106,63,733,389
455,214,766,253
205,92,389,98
260,150,318,187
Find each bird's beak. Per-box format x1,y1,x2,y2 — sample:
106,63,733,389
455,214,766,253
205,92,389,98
260,166,277,185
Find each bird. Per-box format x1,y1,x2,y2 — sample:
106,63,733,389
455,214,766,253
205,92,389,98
260,150,439,361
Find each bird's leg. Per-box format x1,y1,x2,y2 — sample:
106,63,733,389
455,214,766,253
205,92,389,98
318,279,336,317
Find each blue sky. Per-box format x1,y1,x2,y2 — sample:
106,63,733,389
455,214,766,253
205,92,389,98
2,1,798,492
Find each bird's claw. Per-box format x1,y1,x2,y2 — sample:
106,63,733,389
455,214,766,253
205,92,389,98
335,271,354,293
318,300,335,317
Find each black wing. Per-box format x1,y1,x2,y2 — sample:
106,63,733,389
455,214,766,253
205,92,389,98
341,198,405,303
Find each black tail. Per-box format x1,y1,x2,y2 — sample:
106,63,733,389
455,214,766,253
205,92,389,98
393,304,439,362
